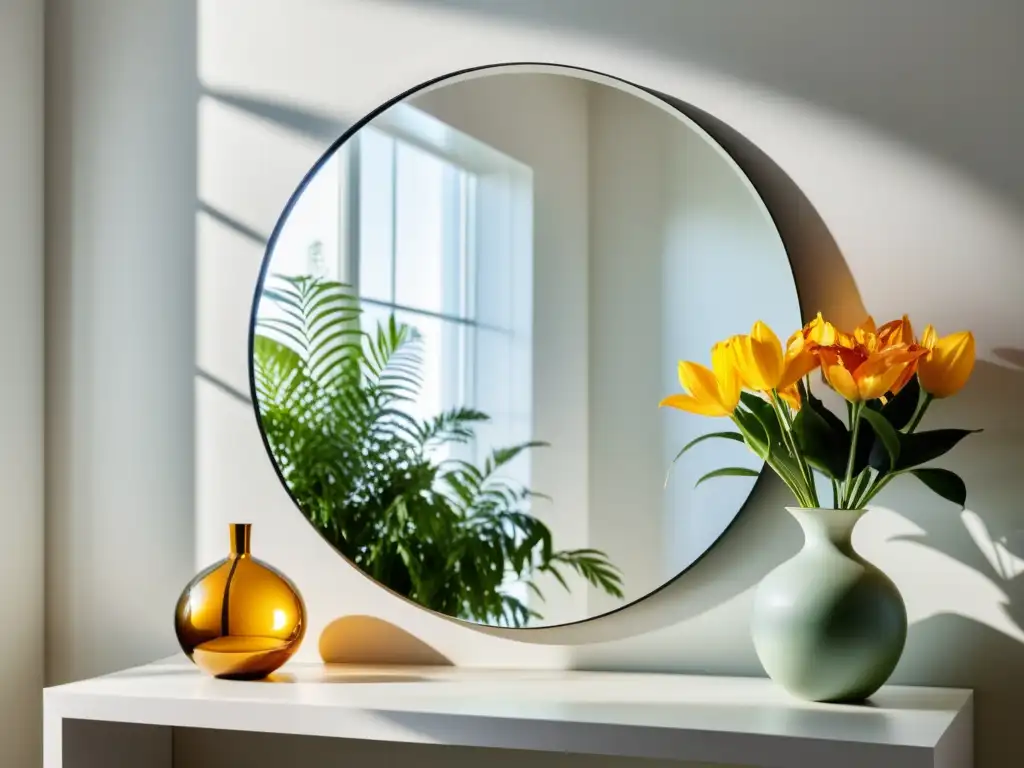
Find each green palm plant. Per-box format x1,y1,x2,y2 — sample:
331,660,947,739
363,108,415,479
252,275,623,627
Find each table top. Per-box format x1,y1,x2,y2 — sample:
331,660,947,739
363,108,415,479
45,657,973,768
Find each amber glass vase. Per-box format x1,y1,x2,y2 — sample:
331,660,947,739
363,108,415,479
174,523,306,679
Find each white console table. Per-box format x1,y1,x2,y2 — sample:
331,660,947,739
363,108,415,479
44,657,972,767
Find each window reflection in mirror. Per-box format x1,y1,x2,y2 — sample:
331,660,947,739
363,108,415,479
252,68,800,628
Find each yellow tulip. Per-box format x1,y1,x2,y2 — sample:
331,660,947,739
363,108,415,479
732,321,819,393
816,344,926,402
782,333,818,386
796,312,845,346
918,326,975,398
659,340,741,417
780,313,846,386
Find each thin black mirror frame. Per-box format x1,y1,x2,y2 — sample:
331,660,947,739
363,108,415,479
246,61,806,632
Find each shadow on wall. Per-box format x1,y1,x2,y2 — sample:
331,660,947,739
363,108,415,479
467,90,859,648
174,728,730,768
665,96,867,329
994,347,1024,369
378,0,1024,211
848,357,1024,768
320,615,453,666
203,51,1024,653
207,87,353,143
674,107,1024,753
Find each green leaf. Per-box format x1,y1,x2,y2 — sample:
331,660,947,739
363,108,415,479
666,431,748,488
807,391,849,435
909,468,967,508
732,408,770,460
253,274,627,627
488,441,548,473
670,432,745,464
881,376,921,431
738,392,815,495
694,466,761,488
541,563,570,592
792,398,848,479
861,407,901,471
740,392,786,450
892,428,982,471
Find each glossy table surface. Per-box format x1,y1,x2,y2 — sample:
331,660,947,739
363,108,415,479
44,657,973,767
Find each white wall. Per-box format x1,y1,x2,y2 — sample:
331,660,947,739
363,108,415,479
0,2,44,766
40,1,1024,767
46,0,198,687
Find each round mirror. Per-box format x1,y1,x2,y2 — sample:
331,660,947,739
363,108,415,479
250,64,800,629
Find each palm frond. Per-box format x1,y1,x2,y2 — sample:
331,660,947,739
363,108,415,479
252,275,623,626
419,407,490,445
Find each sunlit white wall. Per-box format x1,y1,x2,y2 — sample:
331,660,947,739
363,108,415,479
0,2,43,766
42,0,1024,767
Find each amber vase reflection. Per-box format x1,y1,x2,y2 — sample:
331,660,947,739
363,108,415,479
174,523,306,679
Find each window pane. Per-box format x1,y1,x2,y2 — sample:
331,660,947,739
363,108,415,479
472,325,531,475
393,143,450,315
402,311,468,463
358,128,395,302
270,151,342,280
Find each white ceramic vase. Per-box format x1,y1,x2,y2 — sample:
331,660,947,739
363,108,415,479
751,507,908,702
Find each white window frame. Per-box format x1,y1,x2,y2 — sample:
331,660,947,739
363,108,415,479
337,104,534,474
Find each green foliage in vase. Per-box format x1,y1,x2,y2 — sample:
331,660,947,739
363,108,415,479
252,276,623,627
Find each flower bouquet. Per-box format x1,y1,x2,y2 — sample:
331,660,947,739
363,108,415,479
661,314,977,702
661,314,977,511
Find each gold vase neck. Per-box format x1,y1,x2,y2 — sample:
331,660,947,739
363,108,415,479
229,523,252,557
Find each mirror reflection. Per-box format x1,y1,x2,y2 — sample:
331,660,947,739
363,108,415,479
251,66,800,627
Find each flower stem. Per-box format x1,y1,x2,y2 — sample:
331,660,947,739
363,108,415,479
848,470,872,510
770,391,819,507
731,413,813,508
853,390,933,509
842,402,863,508
905,392,934,433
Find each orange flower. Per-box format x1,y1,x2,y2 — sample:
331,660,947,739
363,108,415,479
816,343,927,402
852,315,878,348
778,383,802,411
877,314,914,348
875,315,923,393
839,314,923,395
